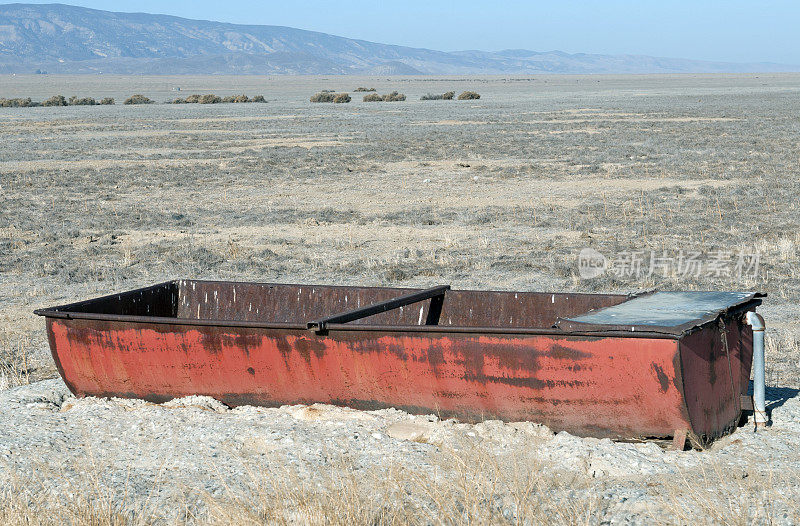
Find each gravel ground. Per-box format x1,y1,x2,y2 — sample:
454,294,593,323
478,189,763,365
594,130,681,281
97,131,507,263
1,379,799,524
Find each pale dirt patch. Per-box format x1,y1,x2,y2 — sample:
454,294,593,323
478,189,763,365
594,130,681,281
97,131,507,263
0,158,219,173
217,136,352,150
524,116,741,124
409,120,491,126
545,128,603,134
159,115,300,124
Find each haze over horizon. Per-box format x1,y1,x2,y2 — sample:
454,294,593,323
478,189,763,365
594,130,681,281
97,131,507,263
0,3,797,75
8,0,800,65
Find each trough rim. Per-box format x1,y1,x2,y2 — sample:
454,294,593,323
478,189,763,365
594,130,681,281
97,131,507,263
33,279,760,340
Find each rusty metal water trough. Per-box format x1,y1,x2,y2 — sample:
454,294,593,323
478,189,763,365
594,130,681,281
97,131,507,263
35,280,764,447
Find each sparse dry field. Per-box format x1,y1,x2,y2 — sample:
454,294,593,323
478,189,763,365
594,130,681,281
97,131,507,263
1,73,800,524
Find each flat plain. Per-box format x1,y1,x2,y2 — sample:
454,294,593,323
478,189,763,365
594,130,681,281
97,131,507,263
1,74,800,524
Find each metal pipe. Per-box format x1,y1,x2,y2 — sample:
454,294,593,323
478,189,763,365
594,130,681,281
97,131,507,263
745,311,767,429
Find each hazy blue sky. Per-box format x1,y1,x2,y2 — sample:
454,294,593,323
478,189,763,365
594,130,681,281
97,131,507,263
16,1,800,64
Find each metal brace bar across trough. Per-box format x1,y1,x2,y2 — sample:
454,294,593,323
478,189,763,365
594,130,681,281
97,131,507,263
307,285,450,333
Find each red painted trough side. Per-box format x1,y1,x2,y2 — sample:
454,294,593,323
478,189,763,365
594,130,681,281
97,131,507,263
679,317,753,440
48,317,691,439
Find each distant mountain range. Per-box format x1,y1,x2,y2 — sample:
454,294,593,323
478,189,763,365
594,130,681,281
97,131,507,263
0,3,796,75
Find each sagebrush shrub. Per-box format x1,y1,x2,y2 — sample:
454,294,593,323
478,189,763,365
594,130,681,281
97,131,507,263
124,94,153,105
382,91,406,102
421,91,455,101
333,93,351,103
365,92,406,102
310,92,336,103
458,91,480,100
68,96,96,106
0,98,35,107
42,95,68,107
100,98,115,105
354,87,376,92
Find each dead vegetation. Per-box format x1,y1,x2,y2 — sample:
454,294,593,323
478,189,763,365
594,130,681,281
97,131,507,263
310,91,352,103
364,91,407,102
172,94,266,104
123,94,153,105
42,95,67,106
0,98,35,107
0,334,30,390
0,95,114,107
2,446,797,525
649,464,800,525
382,91,406,102
457,91,481,100
421,91,455,100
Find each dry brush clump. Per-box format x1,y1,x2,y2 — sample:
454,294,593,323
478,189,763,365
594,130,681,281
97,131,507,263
1,95,114,107
354,87,376,92
0,97,36,107
458,91,481,100
123,94,153,105
382,91,406,102
421,91,455,100
215,94,266,104
42,95,68,106
363,91,407,102
172,94,224,104
68,96,96,106
310,92,351,103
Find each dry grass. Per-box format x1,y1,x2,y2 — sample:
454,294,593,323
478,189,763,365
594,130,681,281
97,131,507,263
0,447,607,525
0,330,31,390
765,332,800,388
3,448,798,525
650,463,800,525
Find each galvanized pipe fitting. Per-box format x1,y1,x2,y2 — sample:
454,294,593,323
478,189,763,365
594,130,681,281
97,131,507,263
745,311,767,429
